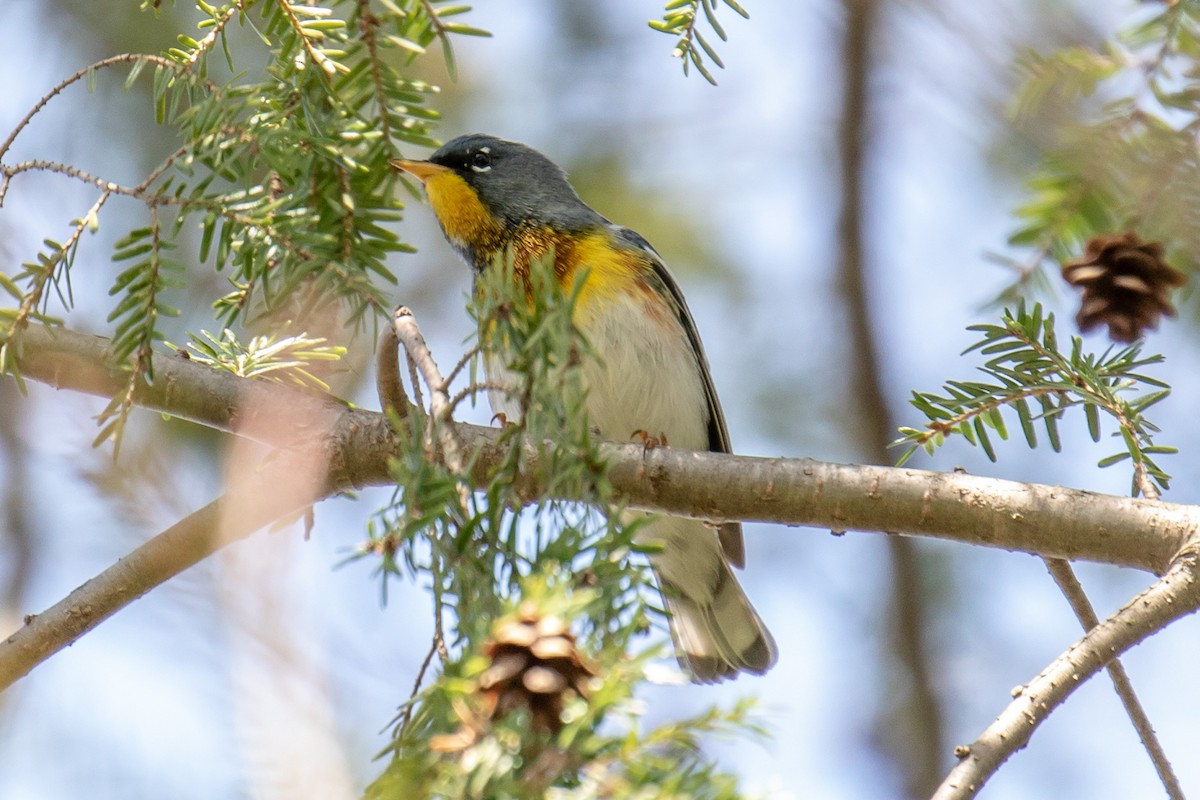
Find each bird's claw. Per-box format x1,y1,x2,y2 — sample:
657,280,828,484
632,429,669,453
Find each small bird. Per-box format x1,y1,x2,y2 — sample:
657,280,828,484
392,134,776,683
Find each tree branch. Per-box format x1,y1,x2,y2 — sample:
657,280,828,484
374,322,410,419
0,454,320,691
1042,557,1184,799
935,542,1200,799
9,324,1197,571
4,323,1200,691
834,0,945,789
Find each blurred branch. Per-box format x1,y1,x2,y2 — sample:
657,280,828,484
834,0,945,792
2,324,1199,690
0,382,32,614
1042,557,1184,799
936,541,1200,800
0,459,311,692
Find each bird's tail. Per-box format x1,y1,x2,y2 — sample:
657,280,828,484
636,514,777,683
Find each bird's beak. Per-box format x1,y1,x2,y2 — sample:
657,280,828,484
389,158,449,183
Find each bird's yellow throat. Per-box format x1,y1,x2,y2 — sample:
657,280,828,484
415,169,641,318
419,169,505,254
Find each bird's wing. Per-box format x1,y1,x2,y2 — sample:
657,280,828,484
612,225,745,569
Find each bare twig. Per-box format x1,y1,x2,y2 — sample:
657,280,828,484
375,324,409,419
398,634,441,734
1042,557,1184,799
444,342,483,387
446,381,508,417
936,543,1200,799
392,306,468,482
0,54,175,162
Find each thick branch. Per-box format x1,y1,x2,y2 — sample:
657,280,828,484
10,324,1198,573
935,544,1200,799
4,323,1200,690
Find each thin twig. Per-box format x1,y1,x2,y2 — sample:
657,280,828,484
392,306,469,508
398,634,440,734
1135,460,1162,501
1042,557,1184,800
417,0,450,41
0,54,176,161
446,381,509,417
444,342,483,387
276,0,342,82
936,542,1200,799
1,190,110,351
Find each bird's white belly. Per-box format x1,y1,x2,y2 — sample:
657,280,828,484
487,290,709,450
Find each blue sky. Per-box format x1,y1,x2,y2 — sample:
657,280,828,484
2,1,1199,798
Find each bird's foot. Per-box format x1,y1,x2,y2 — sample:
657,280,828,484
631,429,669,453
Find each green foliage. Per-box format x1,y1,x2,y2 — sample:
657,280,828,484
360,252,652,641
366,578,762,800
649,0,748,85
357,254,760,797
170,327,346,390
3,5,765,793
95,213,186,452
1001,1,1200,301
896,303,1175,492
0,0,486,447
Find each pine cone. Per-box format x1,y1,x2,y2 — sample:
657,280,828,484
1061,233,1186,342
476,601,596,735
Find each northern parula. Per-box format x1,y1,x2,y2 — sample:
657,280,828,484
392,134,776,683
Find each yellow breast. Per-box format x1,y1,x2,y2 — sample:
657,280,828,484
556,231,645,322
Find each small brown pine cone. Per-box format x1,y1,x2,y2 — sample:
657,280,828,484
474,603,597,735
1061,232,1186,342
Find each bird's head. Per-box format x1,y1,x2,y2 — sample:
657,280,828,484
391,134,600,257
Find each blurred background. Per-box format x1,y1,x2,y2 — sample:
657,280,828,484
2,1,1199,798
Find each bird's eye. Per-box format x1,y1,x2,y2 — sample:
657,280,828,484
470,150,492,172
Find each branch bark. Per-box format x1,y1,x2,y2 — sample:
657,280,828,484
1,460,307,689
1042,557,1184,799
3,323,1199,691
10,324,1198,568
